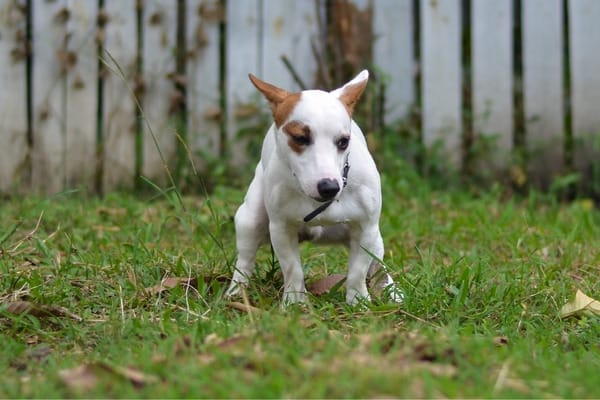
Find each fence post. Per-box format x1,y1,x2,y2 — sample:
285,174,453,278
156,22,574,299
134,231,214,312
101,0,138,191
472,0,513,173
373,0,415,124
421,0,462,168
66,0,99,190
523,0,564,188
569,0,600,173
0,0,28,193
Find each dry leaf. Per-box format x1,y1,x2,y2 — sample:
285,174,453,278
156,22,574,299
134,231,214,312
144,275,228,296
111,365,159,388
59,364,101,391
560,289,600,318
307,274,346,295
203,333,253,358
227,301,261,314
95,206,127,217
493,336,509,346
11,345,52,370
144,277,197,296
59,362,158,391
2,301,82,322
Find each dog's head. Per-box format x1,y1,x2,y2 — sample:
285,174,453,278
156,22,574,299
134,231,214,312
249,71,369,202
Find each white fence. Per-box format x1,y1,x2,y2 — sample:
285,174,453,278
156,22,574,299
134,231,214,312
0,0,599,194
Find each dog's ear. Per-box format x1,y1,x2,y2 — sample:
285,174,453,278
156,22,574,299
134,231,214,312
248,74,290,114
331,69,369,115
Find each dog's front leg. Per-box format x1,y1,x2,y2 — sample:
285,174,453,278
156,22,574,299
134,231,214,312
269,221,307,305
346,223,384,305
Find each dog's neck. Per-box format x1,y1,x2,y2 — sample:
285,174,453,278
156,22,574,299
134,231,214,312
303,153,350,223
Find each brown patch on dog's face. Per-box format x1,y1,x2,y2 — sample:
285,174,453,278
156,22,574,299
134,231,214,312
274,93,302,127
282,120,312,154
338,81,367,116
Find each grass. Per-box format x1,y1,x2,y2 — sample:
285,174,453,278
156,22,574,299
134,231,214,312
1,168,600,398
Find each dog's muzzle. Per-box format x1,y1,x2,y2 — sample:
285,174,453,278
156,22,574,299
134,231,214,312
303,154,350,223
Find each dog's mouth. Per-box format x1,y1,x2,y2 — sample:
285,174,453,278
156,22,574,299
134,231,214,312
312,196,332,203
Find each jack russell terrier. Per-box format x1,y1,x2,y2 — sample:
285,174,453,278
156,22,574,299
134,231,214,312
226,70,402,305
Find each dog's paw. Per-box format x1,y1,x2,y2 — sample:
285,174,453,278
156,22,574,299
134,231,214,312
385,284,404,303
368,271,404,304
225,281,245,298
346,290,371,306
282,290,308,306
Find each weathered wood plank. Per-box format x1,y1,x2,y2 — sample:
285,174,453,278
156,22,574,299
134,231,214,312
523,0,563,186
569,0,600,171
141,0,177,184
65,0,98,190
0,0,28,192
101,0,137,191
421,0,462,166
226,0,261,165
262,0,318,91
472,0,512,171
187,0,221,165
31,0,68,194
373,0,415,123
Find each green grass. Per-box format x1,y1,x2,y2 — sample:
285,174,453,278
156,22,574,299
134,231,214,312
1,171,600,398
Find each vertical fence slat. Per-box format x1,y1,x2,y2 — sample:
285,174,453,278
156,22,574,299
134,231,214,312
141,0,177,183
0,0,28,192
262,0,318,91
523,0,563,185
569,0,600,170
187,0,221,163
66,0,98,189
421,0,462,166
472,0,512,170
226,0,261,165
373,0,414,123
102,0,137,191
31,0,68,193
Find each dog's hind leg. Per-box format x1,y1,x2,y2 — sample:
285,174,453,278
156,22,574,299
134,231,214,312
226,174,269,297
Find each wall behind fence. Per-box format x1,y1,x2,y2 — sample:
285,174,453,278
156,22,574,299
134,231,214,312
0,0,599,195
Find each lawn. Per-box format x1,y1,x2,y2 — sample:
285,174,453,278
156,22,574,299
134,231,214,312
1,169,599,398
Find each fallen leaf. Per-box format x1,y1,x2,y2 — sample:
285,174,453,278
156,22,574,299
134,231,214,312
307,274,346,295
59,362,158,392
111,365,159,388
560,289,600,318
144,277,197,296
493,336,509,346
95,206,127,217
59,364,101,392
228,301,261,314
1,301,82,322
10,345,52,371
144,275,228,296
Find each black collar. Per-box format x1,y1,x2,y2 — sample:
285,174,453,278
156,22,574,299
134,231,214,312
303,154,350,223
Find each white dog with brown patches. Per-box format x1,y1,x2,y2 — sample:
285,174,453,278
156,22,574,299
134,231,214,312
226,70,402,305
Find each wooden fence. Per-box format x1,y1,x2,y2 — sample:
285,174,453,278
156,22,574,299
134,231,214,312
0,0,599,194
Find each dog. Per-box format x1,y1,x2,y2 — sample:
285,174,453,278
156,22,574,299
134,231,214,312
226,70,402,305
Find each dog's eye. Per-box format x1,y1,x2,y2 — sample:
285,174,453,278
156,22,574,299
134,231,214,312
292,135,311,146
336,136,350,150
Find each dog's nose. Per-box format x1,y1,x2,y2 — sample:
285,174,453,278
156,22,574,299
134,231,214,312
317,178,340,200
